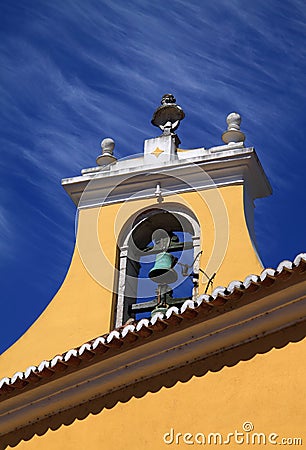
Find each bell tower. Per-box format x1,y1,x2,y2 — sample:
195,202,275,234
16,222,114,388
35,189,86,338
0,94,272,375
62,94,271,329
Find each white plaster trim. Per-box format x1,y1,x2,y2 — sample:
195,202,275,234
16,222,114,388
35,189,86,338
62,148,271,208
0,280,305,437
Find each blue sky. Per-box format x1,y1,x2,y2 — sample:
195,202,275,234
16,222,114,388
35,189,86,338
0,0,305,354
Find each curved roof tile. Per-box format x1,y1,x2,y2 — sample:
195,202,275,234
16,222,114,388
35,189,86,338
0,252,305,397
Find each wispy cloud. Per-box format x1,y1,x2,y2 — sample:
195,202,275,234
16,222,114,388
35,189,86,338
0,205,13,255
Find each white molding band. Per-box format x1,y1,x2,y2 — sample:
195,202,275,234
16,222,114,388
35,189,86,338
62,147,271,209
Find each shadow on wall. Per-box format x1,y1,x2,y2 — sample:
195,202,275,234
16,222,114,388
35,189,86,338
1,319,306,449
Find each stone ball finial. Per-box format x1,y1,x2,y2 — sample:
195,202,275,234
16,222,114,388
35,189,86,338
96,137,117,166
222,112,245,144
226,112,241,131
101,137,115,155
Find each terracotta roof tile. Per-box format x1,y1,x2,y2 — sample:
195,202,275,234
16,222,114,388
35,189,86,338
0,252,305,399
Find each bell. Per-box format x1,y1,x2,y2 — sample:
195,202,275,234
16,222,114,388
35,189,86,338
149,252,178,284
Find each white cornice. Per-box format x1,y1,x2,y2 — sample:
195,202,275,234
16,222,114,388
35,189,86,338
61,147,271,208
0,279,305,437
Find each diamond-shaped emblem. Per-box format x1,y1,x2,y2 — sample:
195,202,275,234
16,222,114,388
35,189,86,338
152,147,164,158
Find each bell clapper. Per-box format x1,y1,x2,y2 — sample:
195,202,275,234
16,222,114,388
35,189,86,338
156,284,171,307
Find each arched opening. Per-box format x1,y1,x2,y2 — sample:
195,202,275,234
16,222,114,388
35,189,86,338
114,205,200,327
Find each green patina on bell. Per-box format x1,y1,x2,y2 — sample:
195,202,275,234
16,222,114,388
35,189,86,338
149,251,178,284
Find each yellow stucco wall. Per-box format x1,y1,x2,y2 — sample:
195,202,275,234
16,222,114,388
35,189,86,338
0,184,263,379
10,334,306,450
